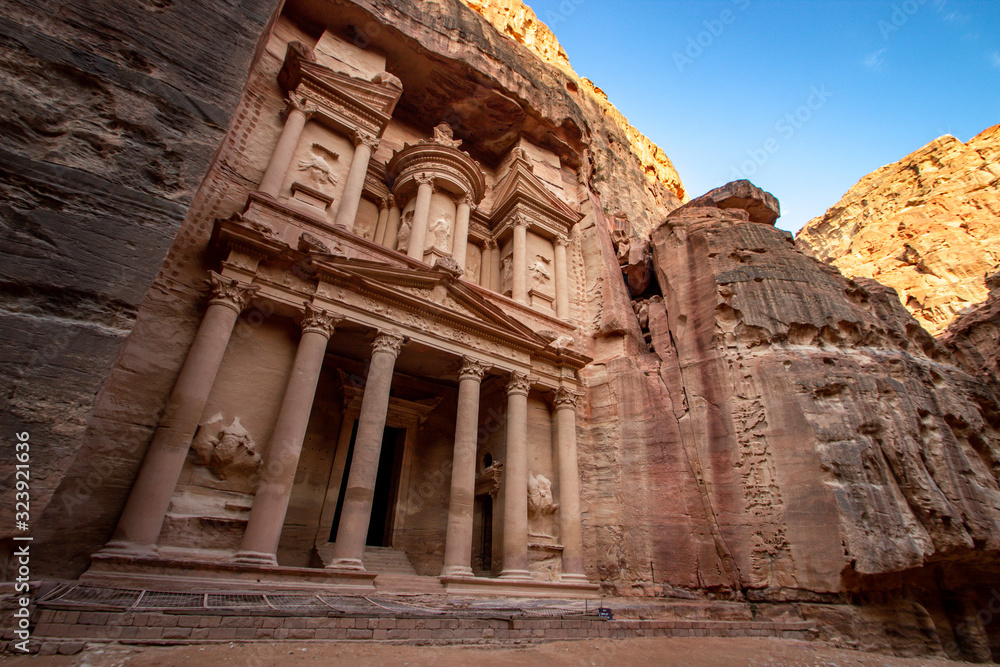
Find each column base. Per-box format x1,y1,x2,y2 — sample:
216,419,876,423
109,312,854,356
326,557,366,572
440,565,474,578
97,540,159,558
231,550,278,566
560,572,591,584
498,569,533,581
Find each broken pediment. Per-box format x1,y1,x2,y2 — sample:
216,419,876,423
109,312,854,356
490,151,583,236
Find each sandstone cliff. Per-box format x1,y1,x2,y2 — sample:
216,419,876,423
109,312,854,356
460,0,687,223
942,269,1000,395
797,125,1000,335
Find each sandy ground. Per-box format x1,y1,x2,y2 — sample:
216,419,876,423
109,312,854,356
0,638,973,666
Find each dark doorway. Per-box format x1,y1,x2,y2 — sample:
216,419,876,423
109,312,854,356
329,423,404,547
473,494,493,573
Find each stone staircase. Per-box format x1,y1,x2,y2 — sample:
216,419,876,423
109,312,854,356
363,547,446,594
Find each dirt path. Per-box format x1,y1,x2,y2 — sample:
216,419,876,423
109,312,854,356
0,637,971,666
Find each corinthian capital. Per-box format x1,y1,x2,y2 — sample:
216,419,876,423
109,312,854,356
207,271,260,314
506,371,532,397
283,95,317,119
300,302,342,339
458,356,490,382
512,213,529,230
552,387,581,409
459,193,476,209
415,173,435,189
371,330,405,358
555,234,570,248
353,131,379,151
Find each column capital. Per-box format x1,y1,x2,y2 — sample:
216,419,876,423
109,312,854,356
207,271,260,314
415,173,435,189
555,234,570,247
506,371,532,397
458,357,490,382
553,387,582,409
379,196,392,211
512,213,530,230
300,303,342,339
352,130,379,151
458,193,476,209
371,330,405,358
283,95,317,120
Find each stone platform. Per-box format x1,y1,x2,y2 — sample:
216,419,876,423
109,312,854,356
6,583,817,652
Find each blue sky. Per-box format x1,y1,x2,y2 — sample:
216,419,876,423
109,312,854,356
523,0,1000,233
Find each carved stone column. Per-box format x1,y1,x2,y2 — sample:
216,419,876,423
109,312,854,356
335,131,379,231
554,234,570,319
259,97,314,198
372,197,390,244
481,241,494,290
383,197,401,249
328,331,405,571
441,357,489,577
102,273,259,555
233,305,340,565
407,174,434,262
554,387,587,582
489,240,501,293
500,371,532,580
452,194,474,275
512,217,528,304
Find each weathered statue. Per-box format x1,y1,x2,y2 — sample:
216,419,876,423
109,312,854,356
296,149,339,189
527,472,559,520
191,416,262,482
396,210,413,253
528,254,551,286
500,255,513,291
428,215,450,250
432,122,462,148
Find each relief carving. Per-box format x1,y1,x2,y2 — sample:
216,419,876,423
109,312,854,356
428,216,451,252
296,144,339,191
431,122,462,149
191,415,262,490
528,254,552,287
397,210,414,253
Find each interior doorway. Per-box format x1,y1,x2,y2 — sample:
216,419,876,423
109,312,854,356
472,494,493,573
329,423,405,547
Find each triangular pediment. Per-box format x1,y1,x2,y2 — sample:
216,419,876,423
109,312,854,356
297,61,400,117
313,257,546,347
492,159,583,228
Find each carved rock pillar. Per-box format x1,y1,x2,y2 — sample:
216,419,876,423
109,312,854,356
512,218,529,304
372,197,390,244
554,388,587,582
335,131,379,231
233,305,340,565
102,273,259,555
407,174,434,262
490,240,501,293
383,198,402,249
554,234,570,319
481,241,494,290
500,371,532,580
441,357,489,577
259,97,314,198
452,194,474,275
328,331,405,570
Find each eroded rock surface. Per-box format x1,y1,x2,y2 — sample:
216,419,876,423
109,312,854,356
797,125,1000,335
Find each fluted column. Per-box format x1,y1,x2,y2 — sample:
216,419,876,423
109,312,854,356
102,273,259,555
328,331,405,571
259,97,314,198
512,217,528,304
441,357,490,578
452,194,474,275
554,387,587,582
372,197,390,244
233,305,340,565
500,371,532,580
554,234,570,319
335,131,379,231
407,174,434,262
481,241,494,290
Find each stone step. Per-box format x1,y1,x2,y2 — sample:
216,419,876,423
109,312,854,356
373,573,447,594
363,547,418,576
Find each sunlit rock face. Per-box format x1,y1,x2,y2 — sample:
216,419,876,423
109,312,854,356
797,125,1000,336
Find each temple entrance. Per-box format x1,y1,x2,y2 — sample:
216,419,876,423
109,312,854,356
472,494,493,574
329,423,405,547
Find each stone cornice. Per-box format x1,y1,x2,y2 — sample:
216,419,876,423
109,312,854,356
386,142,487,204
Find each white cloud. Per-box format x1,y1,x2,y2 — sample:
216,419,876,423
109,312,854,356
864,47,887,71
